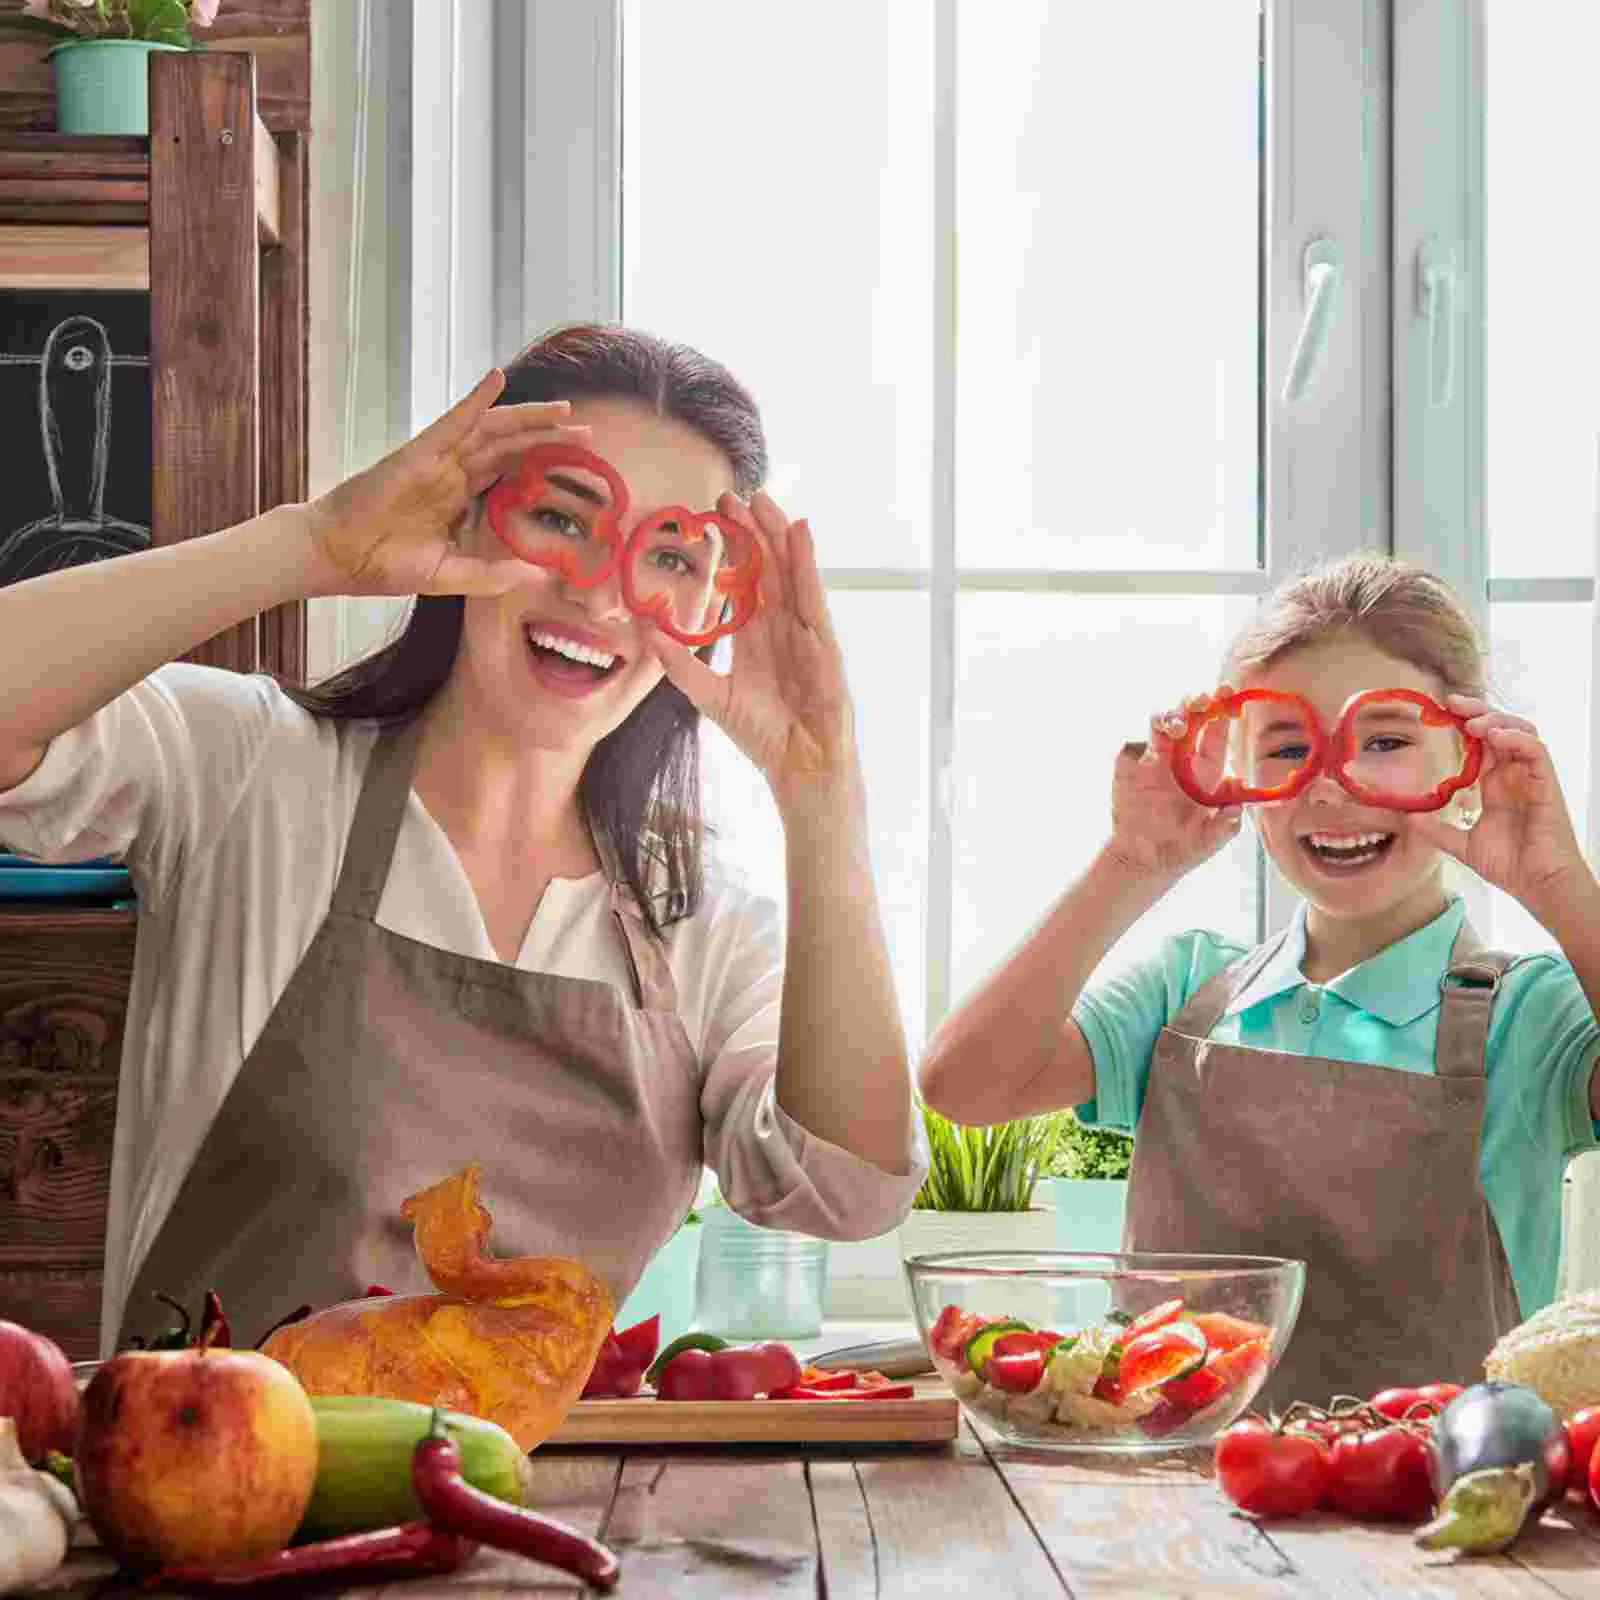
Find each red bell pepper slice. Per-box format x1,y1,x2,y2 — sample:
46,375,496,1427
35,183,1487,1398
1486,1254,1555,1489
1186,1311,1270,1352
1116,1320,1208,1395
1170,688,1327,808
776,1384,917,1402
612,1314,660,1374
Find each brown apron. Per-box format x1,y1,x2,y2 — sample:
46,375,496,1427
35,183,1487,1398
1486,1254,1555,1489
116,717,704,1351
1123,920,1522,1409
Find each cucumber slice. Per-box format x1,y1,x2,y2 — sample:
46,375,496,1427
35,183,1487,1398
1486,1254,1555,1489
962,1319,1033,1374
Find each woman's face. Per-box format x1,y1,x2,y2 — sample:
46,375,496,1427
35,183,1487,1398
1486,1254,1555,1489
1242,633,1469,921
451,396,738,754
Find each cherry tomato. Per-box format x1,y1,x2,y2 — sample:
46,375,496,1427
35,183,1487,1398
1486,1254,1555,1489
1188,1311,1272,1351
1564,1406,1600,1502
1370,1387,1421,1422
1118,1320,1209,1393
1416,1382,1462,1408
1123,1298,1186,1339
986,1348,1046,1393
929,1307,1001,1364
1325,1426,1435,1522
1161,1362,1228,1413
1215,1418,1330,1517
1591,1420,1600,1513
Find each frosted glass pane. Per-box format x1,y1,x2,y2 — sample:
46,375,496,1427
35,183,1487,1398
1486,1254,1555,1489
622,1,935,570
1474,604,1591,952
955,0,1262,571
951,594,1261,1007
1485,5,1600,579
700,593,930,1046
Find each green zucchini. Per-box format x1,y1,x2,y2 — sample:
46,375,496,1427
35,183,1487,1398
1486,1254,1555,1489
962,1320,1033,1374
296,1395,533,1542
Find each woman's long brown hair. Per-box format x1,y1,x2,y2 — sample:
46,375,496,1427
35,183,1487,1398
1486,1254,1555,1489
280,323,769,936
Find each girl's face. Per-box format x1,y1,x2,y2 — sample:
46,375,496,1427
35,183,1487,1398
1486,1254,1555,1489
1241,633,1470,921
451,396,737,754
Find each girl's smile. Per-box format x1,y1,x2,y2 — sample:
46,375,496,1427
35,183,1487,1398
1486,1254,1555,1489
520,616,628,699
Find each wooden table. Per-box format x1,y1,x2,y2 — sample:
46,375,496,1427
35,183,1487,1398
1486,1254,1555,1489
36,1417,1600,1598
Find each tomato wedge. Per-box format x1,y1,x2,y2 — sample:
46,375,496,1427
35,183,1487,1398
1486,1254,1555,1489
989,1330,1063,1360
987,1348,1047,1393
1187,1311,1272,1351
929,1306,1000,1363
1118,1320,1208,1393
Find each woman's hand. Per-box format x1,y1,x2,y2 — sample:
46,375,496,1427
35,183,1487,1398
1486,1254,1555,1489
644,490,861,823
1105,690,1244,882
1410,695,1591,911
302,369,591,600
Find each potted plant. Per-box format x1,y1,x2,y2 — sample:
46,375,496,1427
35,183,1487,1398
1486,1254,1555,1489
1037,1110,1134,1254
894,1102,1066,1264
1,1,222,135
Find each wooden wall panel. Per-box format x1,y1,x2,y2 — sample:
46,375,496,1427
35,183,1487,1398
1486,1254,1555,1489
149,49,260,672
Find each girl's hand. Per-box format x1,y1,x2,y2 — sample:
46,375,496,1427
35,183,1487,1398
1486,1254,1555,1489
1410,695,1590,909
303,369,592,599
645,490,860,822
1106,689,1243,882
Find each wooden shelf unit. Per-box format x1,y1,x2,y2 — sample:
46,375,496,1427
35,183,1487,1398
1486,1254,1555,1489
0,40,310,1360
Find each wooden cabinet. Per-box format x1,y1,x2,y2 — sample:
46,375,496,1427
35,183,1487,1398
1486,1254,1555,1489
0,909,134,1359
0,18,310,1357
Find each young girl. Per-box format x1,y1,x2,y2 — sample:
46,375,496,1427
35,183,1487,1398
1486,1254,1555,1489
919,554,1600,1405
0,324,925,1358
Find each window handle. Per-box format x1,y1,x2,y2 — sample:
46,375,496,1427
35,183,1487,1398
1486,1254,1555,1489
1282,237,1341,403
1417,238,1457,409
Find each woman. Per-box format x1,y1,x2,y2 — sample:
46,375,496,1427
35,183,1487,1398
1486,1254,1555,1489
0,324,925,1357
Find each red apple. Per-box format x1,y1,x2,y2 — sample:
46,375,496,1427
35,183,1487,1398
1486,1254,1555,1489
76,1345,318,1569
0,1319,80,1463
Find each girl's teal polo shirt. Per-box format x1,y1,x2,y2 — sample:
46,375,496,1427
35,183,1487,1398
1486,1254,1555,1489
1071,896,1600,1318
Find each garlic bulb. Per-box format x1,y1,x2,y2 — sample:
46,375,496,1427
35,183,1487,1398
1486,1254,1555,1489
0,1417,77,1596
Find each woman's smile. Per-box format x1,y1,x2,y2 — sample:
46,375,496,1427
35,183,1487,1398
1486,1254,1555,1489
520,616,629,699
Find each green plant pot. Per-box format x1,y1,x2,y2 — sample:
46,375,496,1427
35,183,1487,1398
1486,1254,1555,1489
615,1221,702,1352
1039,1177,1129,1254
50,39,186,135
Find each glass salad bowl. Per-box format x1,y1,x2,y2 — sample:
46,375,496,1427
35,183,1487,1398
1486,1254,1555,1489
905,1250,1305,1453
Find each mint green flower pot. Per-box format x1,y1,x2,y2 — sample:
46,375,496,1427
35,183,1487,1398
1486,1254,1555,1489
616,1220,702,1351
1039,1177,1129,1254
50,39,185,136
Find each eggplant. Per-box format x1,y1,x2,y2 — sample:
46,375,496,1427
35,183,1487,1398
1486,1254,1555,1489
1414,1381,1572,1555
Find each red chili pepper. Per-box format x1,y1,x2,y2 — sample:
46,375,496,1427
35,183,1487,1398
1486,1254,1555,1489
412,1410,620,1591
139,1522,476,1591
774,1383,916,1402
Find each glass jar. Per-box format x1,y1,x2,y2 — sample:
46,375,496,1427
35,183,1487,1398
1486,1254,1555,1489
692,1205,830,1340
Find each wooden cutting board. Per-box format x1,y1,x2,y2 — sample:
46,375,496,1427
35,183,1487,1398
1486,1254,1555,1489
546,1380,959,1446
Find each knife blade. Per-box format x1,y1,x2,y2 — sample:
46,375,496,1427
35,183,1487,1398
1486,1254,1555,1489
807,1336,935,1378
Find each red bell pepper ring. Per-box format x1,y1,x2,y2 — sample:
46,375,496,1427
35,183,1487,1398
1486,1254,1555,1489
620,506,763,647
1329,687,1484,811
1170,688,1329,808
486,443,629,587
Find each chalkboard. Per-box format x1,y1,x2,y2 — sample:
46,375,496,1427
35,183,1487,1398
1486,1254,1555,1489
0,292,152,588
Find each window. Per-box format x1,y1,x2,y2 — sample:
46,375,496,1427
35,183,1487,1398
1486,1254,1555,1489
622,0,1391,1044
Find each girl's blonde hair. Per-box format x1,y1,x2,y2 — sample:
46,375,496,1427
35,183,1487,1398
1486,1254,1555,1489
1224,552,1486,698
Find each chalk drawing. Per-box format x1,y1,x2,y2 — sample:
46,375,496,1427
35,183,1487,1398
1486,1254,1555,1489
0,316,150,585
